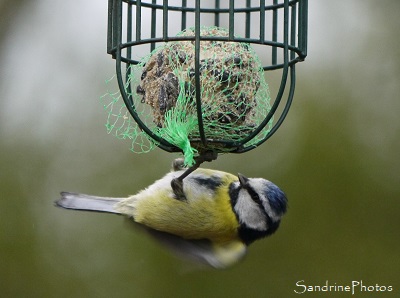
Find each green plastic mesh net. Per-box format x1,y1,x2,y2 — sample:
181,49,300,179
102,26,273,166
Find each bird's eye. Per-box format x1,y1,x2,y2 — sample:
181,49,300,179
250,192,261,205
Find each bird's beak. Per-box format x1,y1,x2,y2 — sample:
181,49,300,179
237,173,249,187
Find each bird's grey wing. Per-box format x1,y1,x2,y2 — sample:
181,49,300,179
127,220,247,269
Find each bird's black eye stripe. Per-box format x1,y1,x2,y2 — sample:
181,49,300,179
245,185,270,219
231,182,267,218
246,185,262,205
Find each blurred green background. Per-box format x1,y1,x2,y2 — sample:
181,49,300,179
1,1,399,297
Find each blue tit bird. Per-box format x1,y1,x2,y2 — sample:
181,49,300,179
55,161,287,268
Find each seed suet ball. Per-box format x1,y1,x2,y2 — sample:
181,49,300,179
136,27,263,130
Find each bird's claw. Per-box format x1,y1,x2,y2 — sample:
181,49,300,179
172,158,187,171
171,178,187,201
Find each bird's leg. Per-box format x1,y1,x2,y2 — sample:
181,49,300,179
171,151,218,201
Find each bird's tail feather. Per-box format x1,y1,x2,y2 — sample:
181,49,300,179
55,192,123,214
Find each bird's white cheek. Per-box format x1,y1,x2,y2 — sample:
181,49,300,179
234,191,267,231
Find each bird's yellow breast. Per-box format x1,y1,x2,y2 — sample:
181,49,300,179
116,169,240,243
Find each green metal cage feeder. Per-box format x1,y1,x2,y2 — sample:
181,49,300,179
106,0,308,162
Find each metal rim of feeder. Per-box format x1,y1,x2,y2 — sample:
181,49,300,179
107,0,308,154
